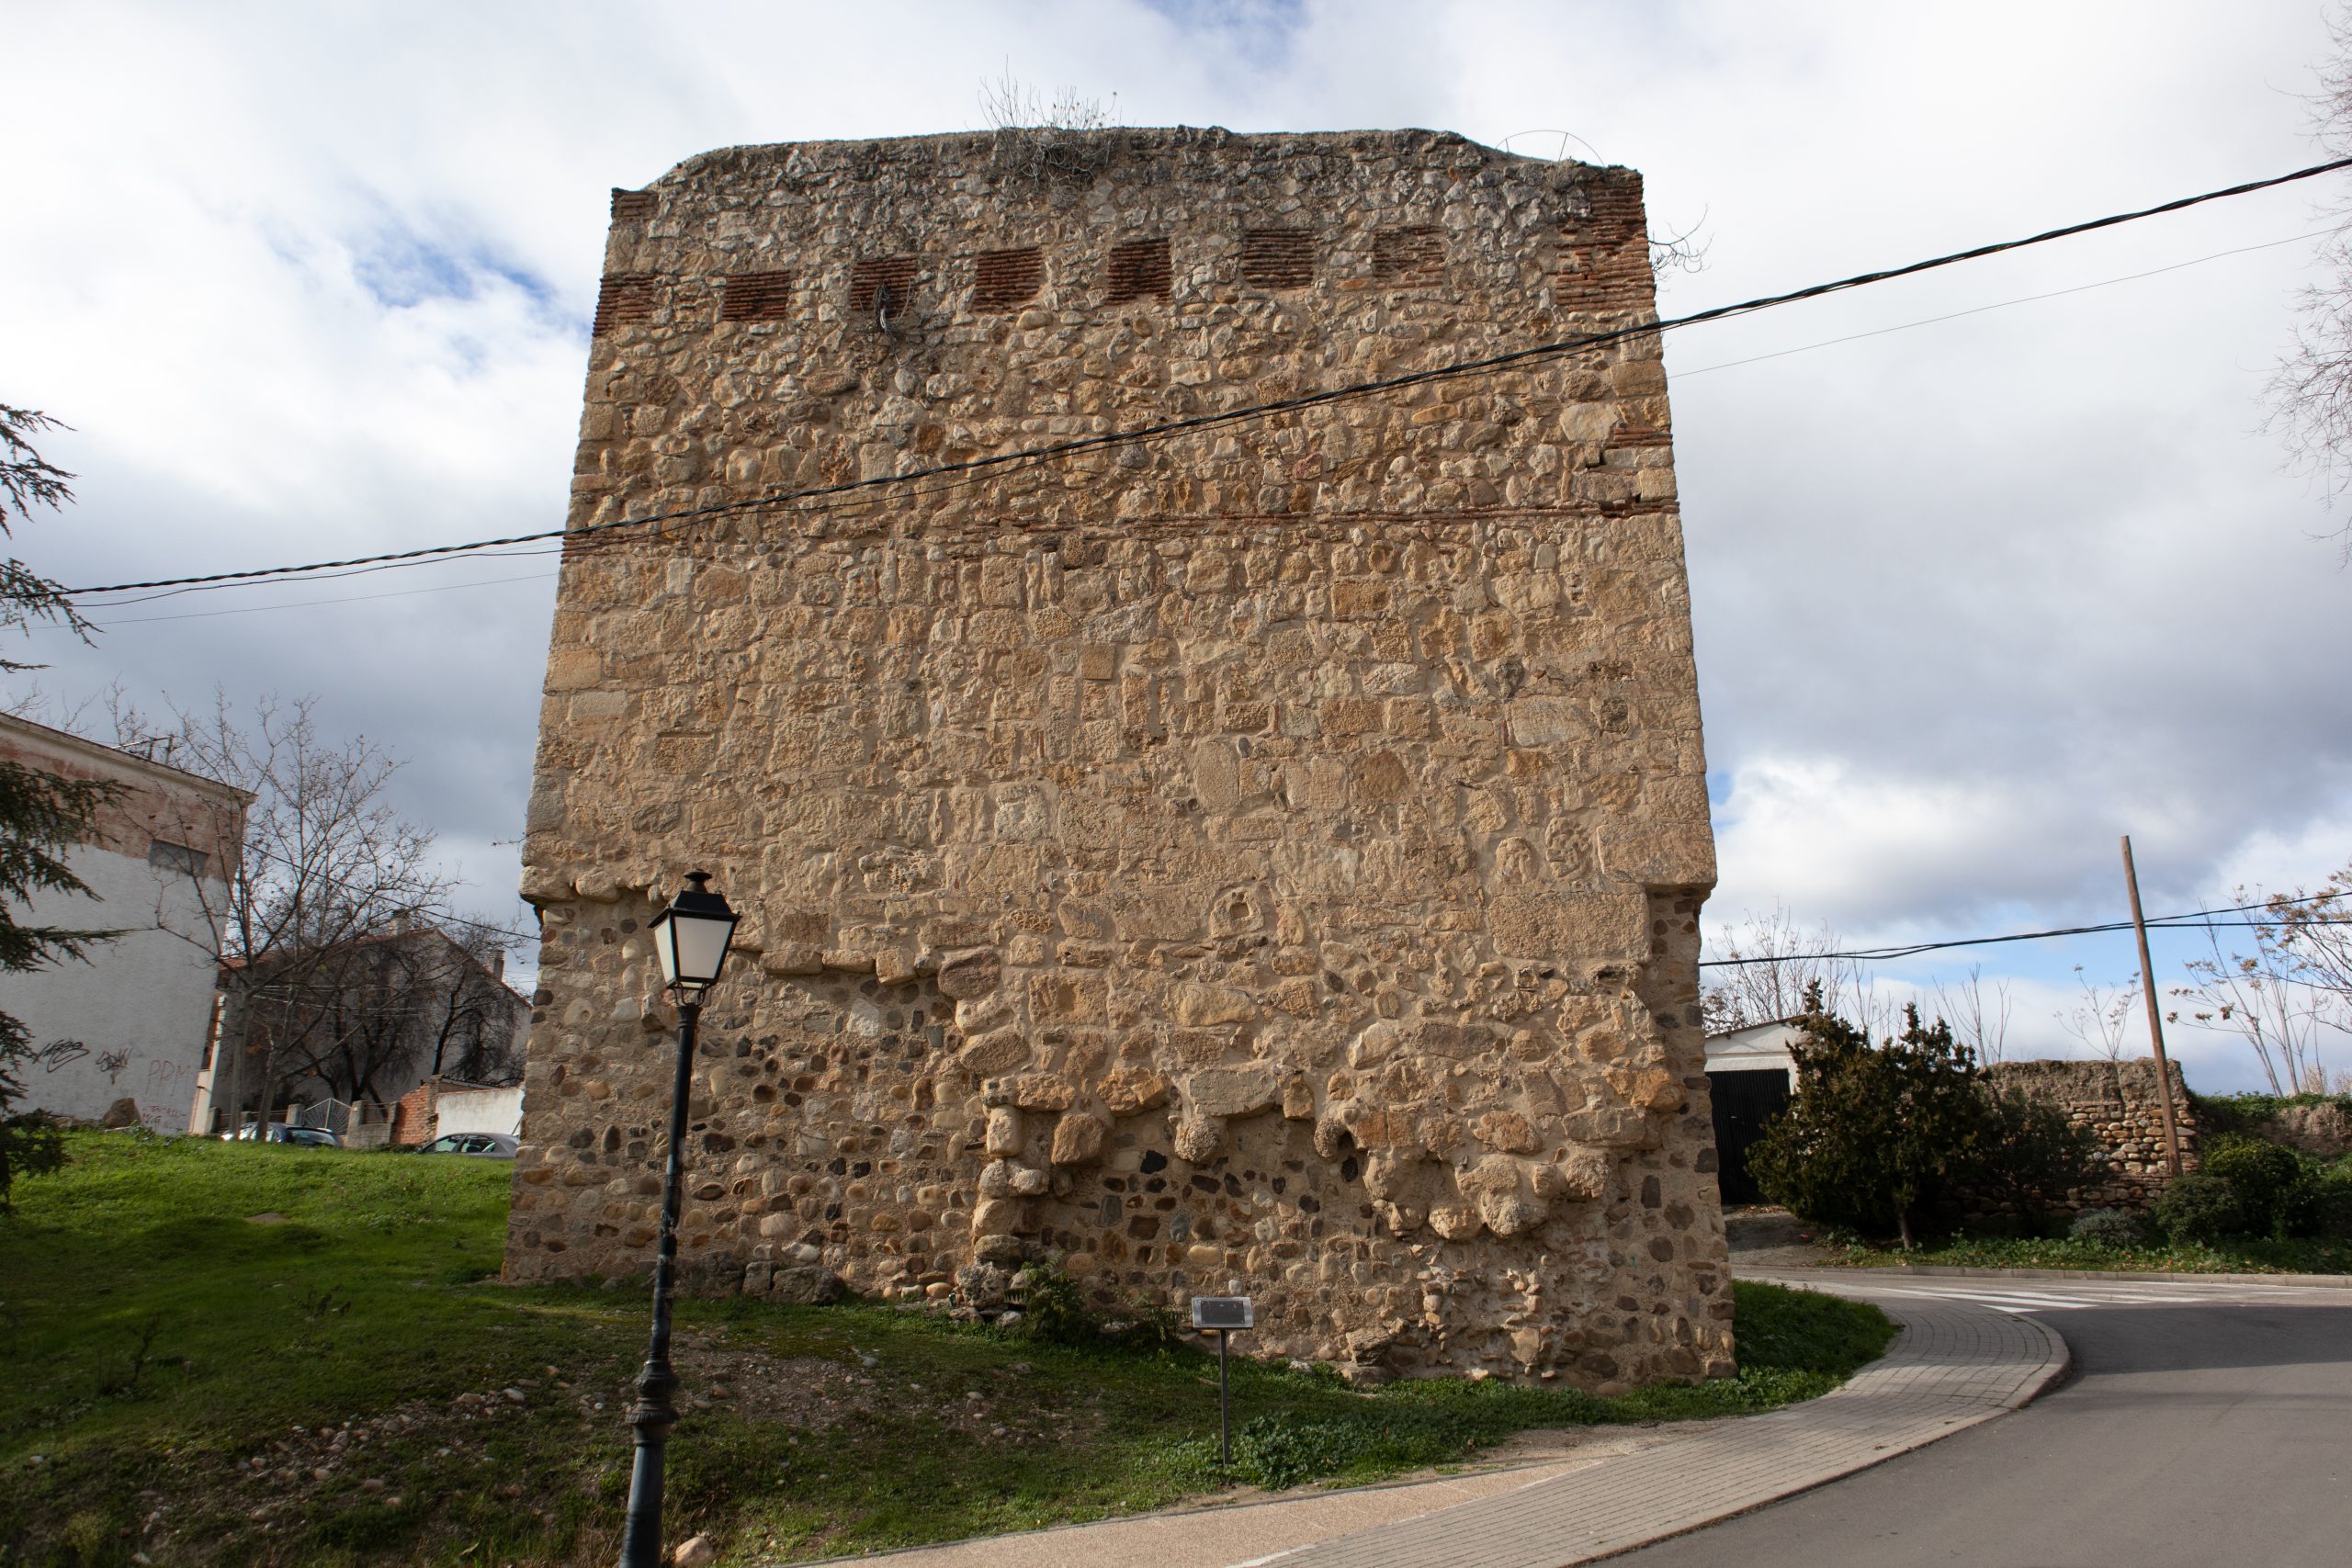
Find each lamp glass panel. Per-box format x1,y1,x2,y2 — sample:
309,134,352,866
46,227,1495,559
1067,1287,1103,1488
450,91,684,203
652,915,684,988
670,913,735,987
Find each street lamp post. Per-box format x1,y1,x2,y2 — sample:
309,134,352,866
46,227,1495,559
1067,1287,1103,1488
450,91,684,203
616,871,739,1568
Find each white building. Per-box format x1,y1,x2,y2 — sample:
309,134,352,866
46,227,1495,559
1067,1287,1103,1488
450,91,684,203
1703,1018,1804,1088
428,1081,525,1138
0,714,248,1132
1702,1019,1805,1206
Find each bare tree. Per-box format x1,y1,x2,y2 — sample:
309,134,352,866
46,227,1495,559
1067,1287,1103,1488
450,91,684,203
1933,964,2014,1064
2058,964,2137,1062
2165,894,2350,1096
117,692,458,1125
5,681,520,1123
1702,906,1892,1038
2269,861,2352,1007
2267,8,2352,557
262,921,519,1103
417,925,523,1083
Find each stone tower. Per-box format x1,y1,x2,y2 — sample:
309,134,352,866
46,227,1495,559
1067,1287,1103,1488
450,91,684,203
508,127,1730,1391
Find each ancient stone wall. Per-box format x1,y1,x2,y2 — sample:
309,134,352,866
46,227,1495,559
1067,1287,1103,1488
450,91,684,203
1978,1058,2199,1213
2245,1100,2352,1156
508,128,1727,1390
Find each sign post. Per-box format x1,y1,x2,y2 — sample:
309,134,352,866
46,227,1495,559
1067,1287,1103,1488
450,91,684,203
1191,1295,1253,1466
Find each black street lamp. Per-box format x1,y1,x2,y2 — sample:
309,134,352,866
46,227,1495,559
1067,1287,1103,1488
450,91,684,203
616,870,739,1568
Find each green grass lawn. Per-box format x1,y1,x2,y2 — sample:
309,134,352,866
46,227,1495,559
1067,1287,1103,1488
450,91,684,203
1827,1232,2352,1274
2,1133,1893,1567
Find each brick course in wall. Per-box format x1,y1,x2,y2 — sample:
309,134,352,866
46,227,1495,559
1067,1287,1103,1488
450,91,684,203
510,128,1724,1392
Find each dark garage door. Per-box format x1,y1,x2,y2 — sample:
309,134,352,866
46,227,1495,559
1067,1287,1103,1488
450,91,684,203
1708,1067,1792,1206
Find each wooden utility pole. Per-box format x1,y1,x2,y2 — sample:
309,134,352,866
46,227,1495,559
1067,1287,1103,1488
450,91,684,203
2120,834,2185,1177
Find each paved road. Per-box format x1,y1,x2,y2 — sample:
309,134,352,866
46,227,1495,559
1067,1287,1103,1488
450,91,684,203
1615,1273,2352,1568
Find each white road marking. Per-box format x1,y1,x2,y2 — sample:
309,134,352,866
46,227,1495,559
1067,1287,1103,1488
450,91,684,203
1836,1279,2352,1314
1855,1286,2095,1311
1749,1271,2352,1321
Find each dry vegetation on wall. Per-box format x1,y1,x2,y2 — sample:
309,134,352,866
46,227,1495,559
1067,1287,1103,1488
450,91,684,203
514,129,1724,1389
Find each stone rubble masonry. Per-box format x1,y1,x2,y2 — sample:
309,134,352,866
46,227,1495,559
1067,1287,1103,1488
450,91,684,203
1979,1058,2200,1213
2249,1100,2352,1156
506,127,1728,1392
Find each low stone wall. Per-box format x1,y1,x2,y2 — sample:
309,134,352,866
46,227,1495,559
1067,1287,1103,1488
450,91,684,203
2248,1100,2352,1156
1979,1058,2198,1213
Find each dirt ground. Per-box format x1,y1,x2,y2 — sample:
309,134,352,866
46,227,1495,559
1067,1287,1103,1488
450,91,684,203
1724,1208,1846,1269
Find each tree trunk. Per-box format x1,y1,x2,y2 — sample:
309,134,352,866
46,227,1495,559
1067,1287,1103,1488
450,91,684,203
215,1004,248,1134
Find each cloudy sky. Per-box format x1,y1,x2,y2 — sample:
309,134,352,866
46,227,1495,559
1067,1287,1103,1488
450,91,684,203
6,1,2348,1089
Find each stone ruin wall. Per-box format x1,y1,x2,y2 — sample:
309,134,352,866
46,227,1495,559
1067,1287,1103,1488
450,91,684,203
507,128,1730,1391
1977,1058,2199,1214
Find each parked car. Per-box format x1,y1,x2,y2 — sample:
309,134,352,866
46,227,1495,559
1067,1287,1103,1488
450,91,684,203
226,1122,342,1147
418,1133,519,1158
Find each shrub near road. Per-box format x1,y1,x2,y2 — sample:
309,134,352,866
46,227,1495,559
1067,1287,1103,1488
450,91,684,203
3,1134,1890,1566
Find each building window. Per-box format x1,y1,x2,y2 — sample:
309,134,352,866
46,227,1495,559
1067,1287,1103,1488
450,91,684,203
149,839,208,876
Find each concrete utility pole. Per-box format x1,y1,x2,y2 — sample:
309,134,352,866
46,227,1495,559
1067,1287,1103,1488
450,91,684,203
2120,835,2185,1177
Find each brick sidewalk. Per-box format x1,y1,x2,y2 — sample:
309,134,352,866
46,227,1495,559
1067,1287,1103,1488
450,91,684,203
797,1278,2066,1568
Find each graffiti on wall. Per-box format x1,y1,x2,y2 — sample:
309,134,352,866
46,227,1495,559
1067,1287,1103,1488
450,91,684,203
23,1038,196,1133
35,1038,90,1072
140,1054,191,1131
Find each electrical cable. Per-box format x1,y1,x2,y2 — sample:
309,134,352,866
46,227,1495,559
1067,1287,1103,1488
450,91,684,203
87,570,559,626
65,153,2352,602
84,545,571,611
116,224,2321,627
1675,228,2330,378
1699,890,2348,968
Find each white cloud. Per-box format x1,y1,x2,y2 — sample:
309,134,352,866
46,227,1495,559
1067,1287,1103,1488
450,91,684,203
4,0,2349,1050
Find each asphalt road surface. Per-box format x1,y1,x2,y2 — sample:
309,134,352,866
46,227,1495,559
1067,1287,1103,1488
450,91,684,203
1613,1275,2352,1568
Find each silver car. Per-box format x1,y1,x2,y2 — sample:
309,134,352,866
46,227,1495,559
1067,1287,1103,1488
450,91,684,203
227,1122,343,1147
418,1133,519,1158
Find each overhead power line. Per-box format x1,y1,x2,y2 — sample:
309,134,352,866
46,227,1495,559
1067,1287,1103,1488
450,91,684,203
68,152,2352,603
89,570,557,626
1675,228,2328,379
1698,890,2347,969
81,230,2325,629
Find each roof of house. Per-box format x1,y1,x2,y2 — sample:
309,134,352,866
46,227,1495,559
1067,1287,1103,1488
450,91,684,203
1705,1016,1810,1043
0,710,254,805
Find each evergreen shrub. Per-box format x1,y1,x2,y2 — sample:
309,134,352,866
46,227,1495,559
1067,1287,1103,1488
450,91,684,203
1748,990,2094,1247
2067,1208,2145,1248
1748,997,1989,1247
2308,1160,2352,1238
2202,1135,2315,1240
2152,1173,2243,1245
